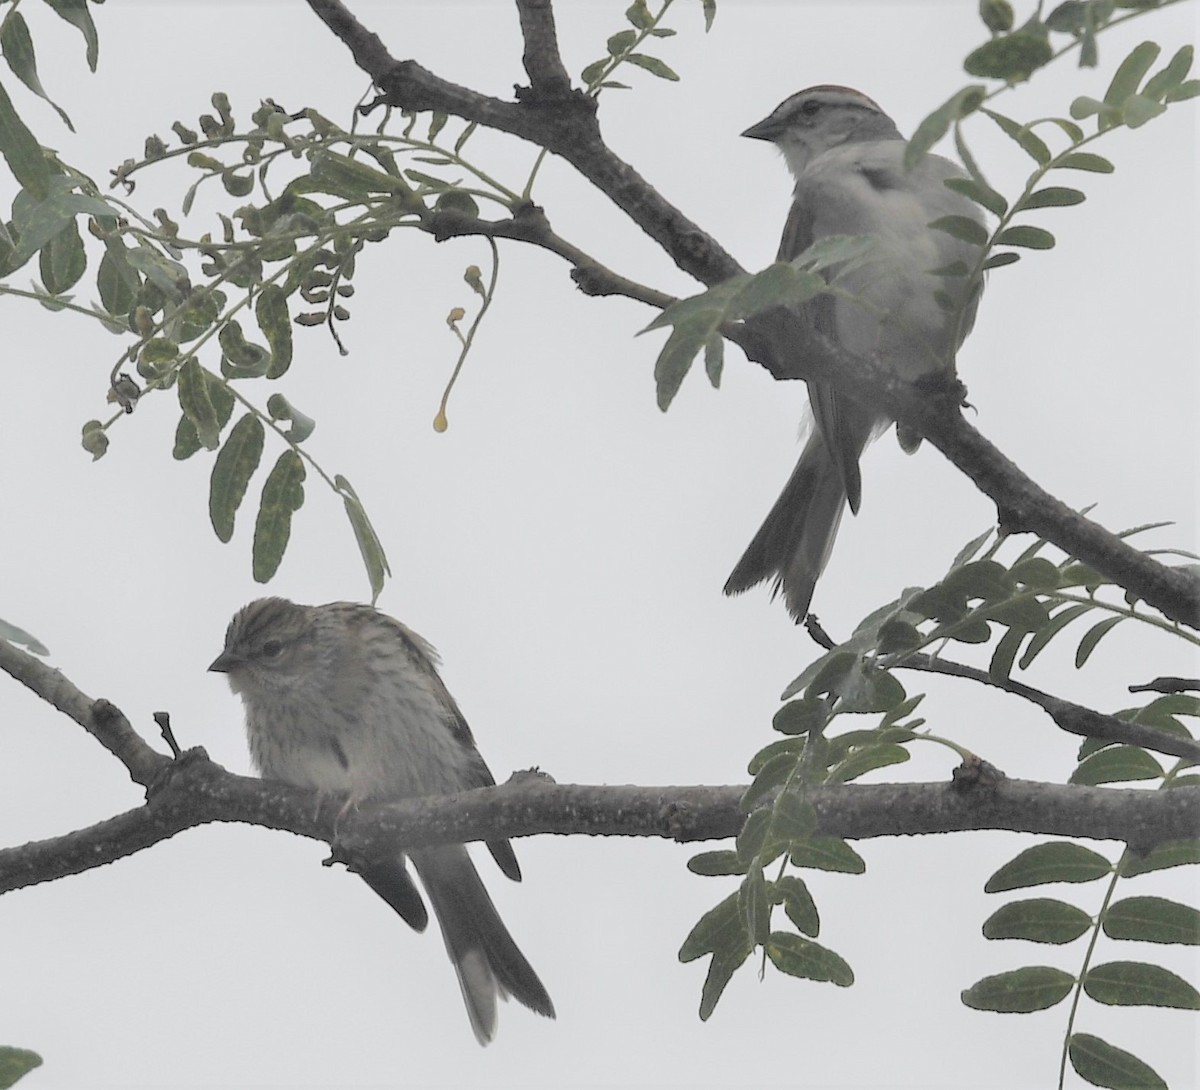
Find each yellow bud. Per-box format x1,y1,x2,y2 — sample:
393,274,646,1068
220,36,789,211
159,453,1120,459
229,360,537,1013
433,409,449,432
446,307,466,326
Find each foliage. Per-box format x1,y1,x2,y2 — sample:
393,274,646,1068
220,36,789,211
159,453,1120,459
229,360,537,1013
0,0,1196,1087
682,521,1199,1087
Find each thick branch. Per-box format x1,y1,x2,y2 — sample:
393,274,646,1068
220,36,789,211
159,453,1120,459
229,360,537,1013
2,756,1194,895
305,0,742,284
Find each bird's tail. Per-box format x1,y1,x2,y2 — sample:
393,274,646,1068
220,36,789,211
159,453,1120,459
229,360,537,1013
723,429,855,622
413,845,555,1045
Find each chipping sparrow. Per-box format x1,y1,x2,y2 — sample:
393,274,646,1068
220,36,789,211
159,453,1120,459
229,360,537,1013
724,85,985,620
209,597,554,1044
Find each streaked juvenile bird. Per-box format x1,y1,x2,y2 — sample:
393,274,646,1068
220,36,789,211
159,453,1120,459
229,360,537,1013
210,597,554,1044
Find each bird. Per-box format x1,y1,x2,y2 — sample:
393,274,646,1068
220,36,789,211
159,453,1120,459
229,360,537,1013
723,85,985,621
209,596,554,1044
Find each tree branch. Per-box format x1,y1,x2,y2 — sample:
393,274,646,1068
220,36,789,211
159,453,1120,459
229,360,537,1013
898,653,1200,763
516,0,572,97
2,752,1194,896
0,639,168,785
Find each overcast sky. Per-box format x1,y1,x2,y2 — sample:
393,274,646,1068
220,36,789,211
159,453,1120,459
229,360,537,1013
2,2,1197,1088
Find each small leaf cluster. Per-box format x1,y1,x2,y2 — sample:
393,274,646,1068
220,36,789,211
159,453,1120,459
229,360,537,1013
3,84,520,598
915,39,1196,291
962,0,1185,85
681,520,1199,1037
679,620,927,1018
967,818,1199,1088
645,235,879,410
792,521,1199,693
579,0,714,94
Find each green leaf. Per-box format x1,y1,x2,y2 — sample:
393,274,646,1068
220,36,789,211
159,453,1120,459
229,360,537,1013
828,742,910,784
173,371,233,460
772,789,818,843
790,837,865,874
1122,93,1166,128
988,627,1025,684
929,214,989,246
252,450,305,583
961,966,1074,1012
740,867,770,946
727,262,808,318
678,892,753,1020
0,616,49,655
0,1046,43,1089
266,393,315,443
1009,556,1061,590
679,890,745,961
686,850,746,877
996,225,1055,249
1068,1033,1166,1090
1105,41,1160,107
740,751,798,811
208,414,265,543
773,875,819,937
1018,186,1086,210
983,898,1092,944
178,358,220,451
1142,44,1194,102
624,53,679,81
219,320,271,379
1119,840,1200,878
982,107,1051,164
1075,615,1124,667
653,312,720,411
624,0,653,30
703,334,723,389
39,218,85,294
766,933,854,986
747,736,805,774
1071,745,1163,786
0,11,73,131
256,283,293,378
0,77,51,198
80,419,108,460
44,0,99,71
336,475,390,604
1083,961,1200,1009
1055,151,1115,173
97,243,140,317
964,24,1053,83
735,808,771,864
906,85,987,168
983,251,1020,270
943,175,1008,217
985,842,1112,892
1103,896,1200,945
606,29,637,56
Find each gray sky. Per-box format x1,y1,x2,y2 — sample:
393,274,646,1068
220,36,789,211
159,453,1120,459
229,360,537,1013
2,2,1197,1087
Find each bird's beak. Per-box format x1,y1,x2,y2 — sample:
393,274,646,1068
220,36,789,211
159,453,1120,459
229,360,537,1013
208,650,239,673
741,115,784,142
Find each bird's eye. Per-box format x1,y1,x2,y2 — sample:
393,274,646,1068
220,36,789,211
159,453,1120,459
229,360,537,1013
260,639,284,659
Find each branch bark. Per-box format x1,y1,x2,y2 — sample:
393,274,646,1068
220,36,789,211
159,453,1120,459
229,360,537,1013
2,757,1194,896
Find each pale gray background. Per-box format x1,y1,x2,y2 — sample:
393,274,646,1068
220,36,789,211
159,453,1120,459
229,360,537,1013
1,2,1197,1087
